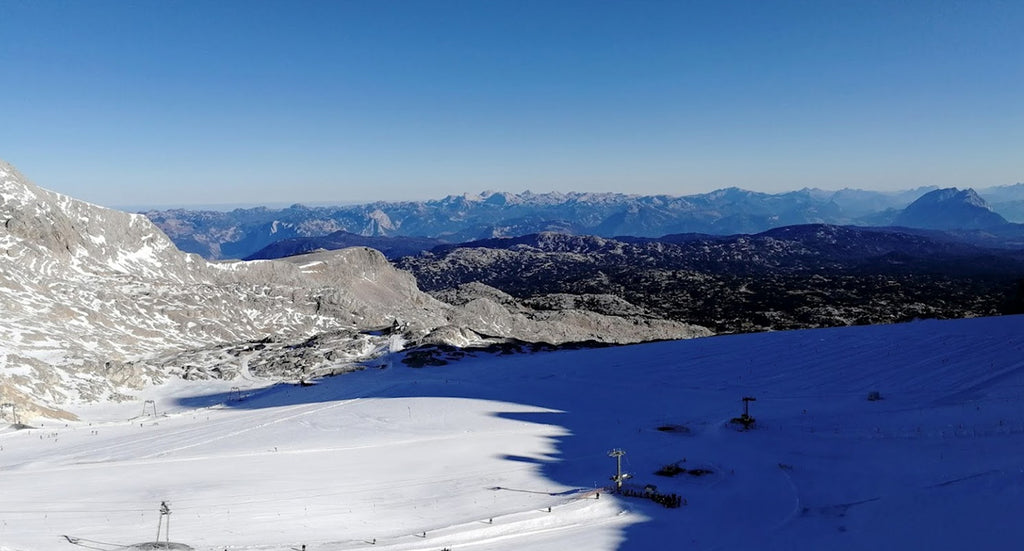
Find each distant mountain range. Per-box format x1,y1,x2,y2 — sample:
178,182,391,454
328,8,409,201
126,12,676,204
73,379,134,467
144,184,1024,261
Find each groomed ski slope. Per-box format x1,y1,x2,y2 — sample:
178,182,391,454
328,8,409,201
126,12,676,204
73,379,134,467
2,314,1024,550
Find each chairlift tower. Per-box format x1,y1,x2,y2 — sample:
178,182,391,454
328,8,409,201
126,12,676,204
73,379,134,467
155,501,171,544
0,402,18,425
608,448,630,491
742,396,756,418
141,400,157,418
730,396,758,430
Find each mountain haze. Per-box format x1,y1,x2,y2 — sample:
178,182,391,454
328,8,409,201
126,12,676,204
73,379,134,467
146,186,1022,261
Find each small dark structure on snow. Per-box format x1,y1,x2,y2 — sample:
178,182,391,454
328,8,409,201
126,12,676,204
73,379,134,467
730,396,757,430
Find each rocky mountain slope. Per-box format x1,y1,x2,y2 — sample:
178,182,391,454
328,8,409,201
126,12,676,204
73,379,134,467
396,228,1024,334
0,161,708,421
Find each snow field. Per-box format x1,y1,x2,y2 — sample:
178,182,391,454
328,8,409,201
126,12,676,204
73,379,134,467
2,314,1024,550
0,374,621,550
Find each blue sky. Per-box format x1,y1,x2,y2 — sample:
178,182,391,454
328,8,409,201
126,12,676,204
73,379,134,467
1,0,1021,208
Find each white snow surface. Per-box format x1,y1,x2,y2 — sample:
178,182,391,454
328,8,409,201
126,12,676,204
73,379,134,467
2,315,1024,550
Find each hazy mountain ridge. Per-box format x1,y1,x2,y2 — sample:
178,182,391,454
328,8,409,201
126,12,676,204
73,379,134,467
147,185,1024,261
0,161,708,420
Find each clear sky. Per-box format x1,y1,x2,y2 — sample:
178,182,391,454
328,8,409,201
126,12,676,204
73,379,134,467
1,0,1021,209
